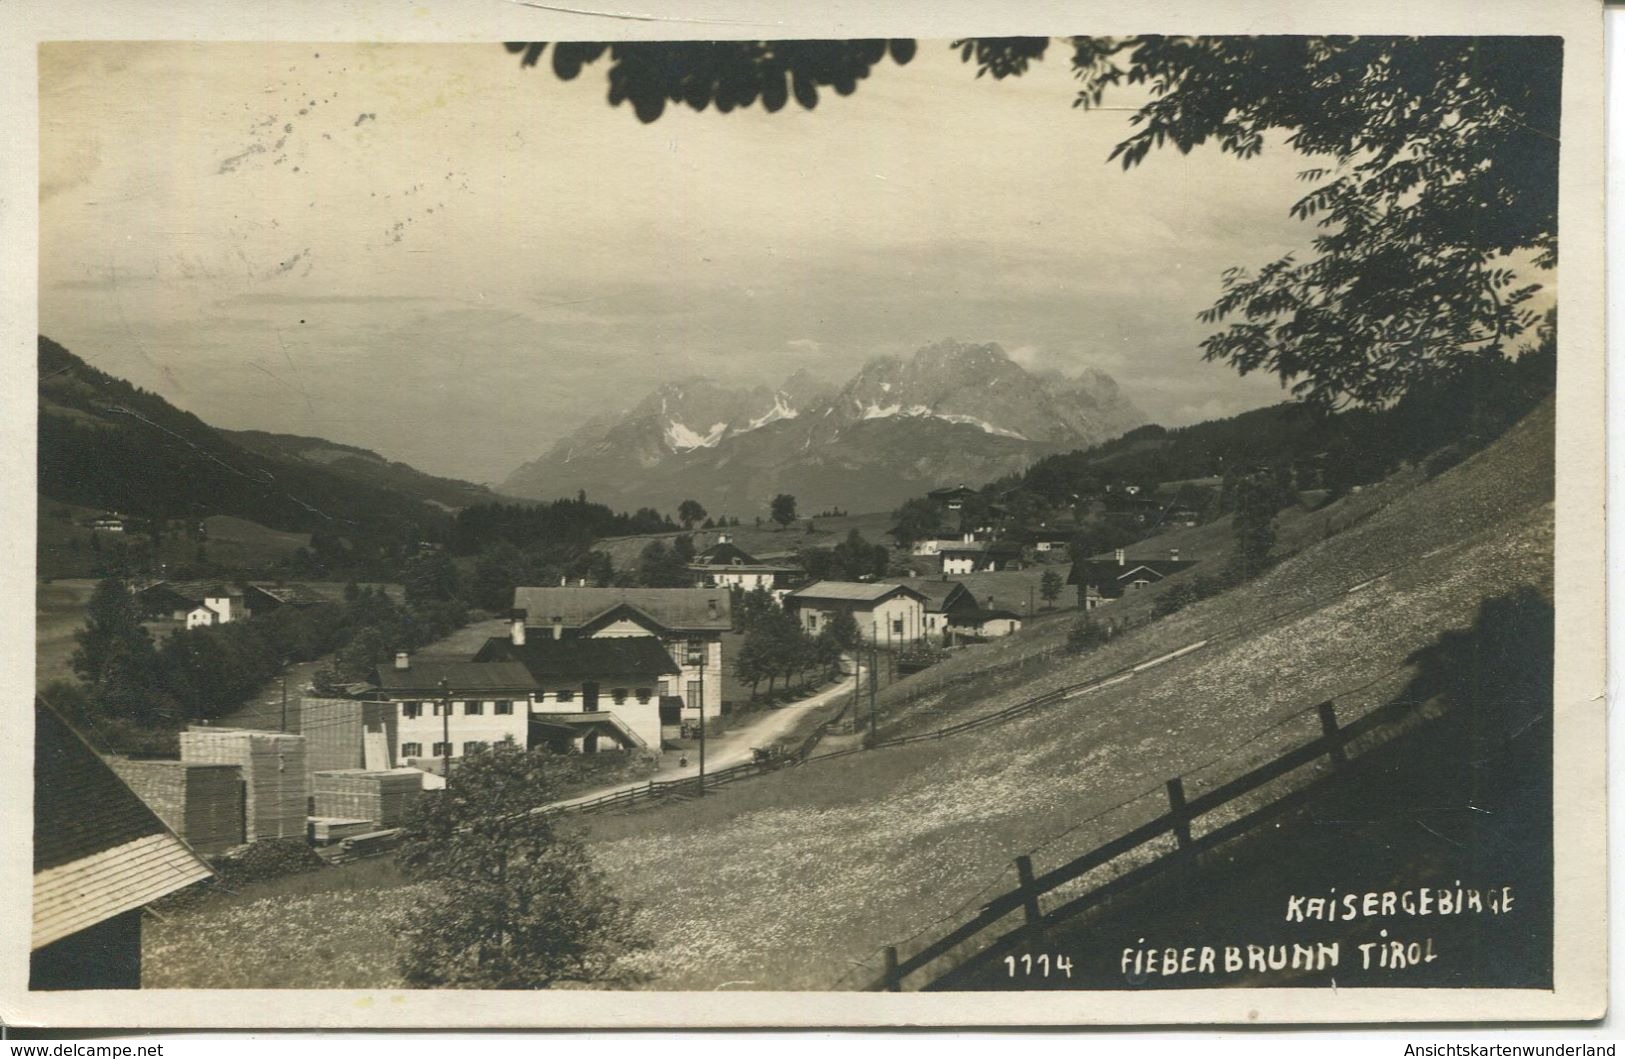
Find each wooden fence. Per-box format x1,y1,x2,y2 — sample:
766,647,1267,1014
866,695,1408,991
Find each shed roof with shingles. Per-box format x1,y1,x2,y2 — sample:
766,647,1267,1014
512,587,732,632
475,635,680,679
32,700,213,950
787,580,928,604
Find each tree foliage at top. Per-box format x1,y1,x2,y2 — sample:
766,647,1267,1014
510,35,1561,410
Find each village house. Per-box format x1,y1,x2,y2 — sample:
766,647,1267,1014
938,537,1025,575
509,586,732,724
884,578,978,644
31,699,213,990
785,580,929,645
475,609,679,751
926,484,978,511
368,654,539,766
688,533,801,593
1068,548,1199,609
137,580,246,628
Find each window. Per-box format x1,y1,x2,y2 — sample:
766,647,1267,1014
635,687,652,704
806,613,818,632
402,701,421,719
686,680,702,708
892,617,904,636
463,741,489,756
400,742,422,758
611,687,629,705
685,640,706,666
556,689,575,703
432,701,443,716
463,699,484,715
494,700,513,715
432,742,450,758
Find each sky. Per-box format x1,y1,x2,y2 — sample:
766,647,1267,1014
40,40,1318,484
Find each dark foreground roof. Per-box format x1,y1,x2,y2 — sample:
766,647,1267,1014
475,636,680,679
33,700,212,950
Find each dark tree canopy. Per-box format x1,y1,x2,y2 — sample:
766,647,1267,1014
509,35,1561,410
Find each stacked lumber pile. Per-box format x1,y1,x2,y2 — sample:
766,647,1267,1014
105,758,245,854
311,769,421,828
308,817,375,845
179,728,309,842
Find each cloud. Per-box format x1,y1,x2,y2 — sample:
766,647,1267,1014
786,338,822,354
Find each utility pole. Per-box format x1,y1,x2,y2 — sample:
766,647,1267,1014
698,653,707,796
868,639,878,745
279,659,289,733
439,676,452,788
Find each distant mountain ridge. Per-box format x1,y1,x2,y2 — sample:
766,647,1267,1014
501,339,1145,514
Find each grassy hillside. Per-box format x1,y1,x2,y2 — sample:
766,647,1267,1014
221,429,513,511
37,336,450,542
142,400,1554,990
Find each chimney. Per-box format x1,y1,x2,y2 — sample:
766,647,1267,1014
707,598,720,620
718,532,731,544
578,578,586,587
394,651,410,670
1114,548,1126,566
559,575,567,586
1169,548,1180,562
551,615,563,641
510,608,528,646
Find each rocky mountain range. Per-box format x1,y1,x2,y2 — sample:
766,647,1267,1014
501,339,1145,515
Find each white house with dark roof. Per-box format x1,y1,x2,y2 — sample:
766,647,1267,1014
510,586,732,722
785,581,929,645
687,533,801,593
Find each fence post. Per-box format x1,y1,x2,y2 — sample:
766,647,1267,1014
883,946,901,992
1015,854,1042,927
1317,701,1348,766
1166,778,1192,851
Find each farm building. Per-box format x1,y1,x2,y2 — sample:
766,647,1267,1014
883,578,979,644
32,700,213,990
938,539,1025,575
1068,548,1200,609
785,581,929,645
137,580,245,627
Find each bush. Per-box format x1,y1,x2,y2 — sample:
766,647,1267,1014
1066,616,1111,654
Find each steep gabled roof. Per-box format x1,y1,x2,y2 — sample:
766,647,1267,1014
245,582,332,607
693,540,758,566
787,580,928,604
33,699,213,950
512,587,732,633
476,635,680,679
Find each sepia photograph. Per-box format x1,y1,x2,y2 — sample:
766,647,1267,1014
2,0,1607,1031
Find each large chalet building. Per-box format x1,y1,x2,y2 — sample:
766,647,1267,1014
506,586,732,724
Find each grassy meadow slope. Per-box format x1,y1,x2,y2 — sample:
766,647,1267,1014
142,400,1553,990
